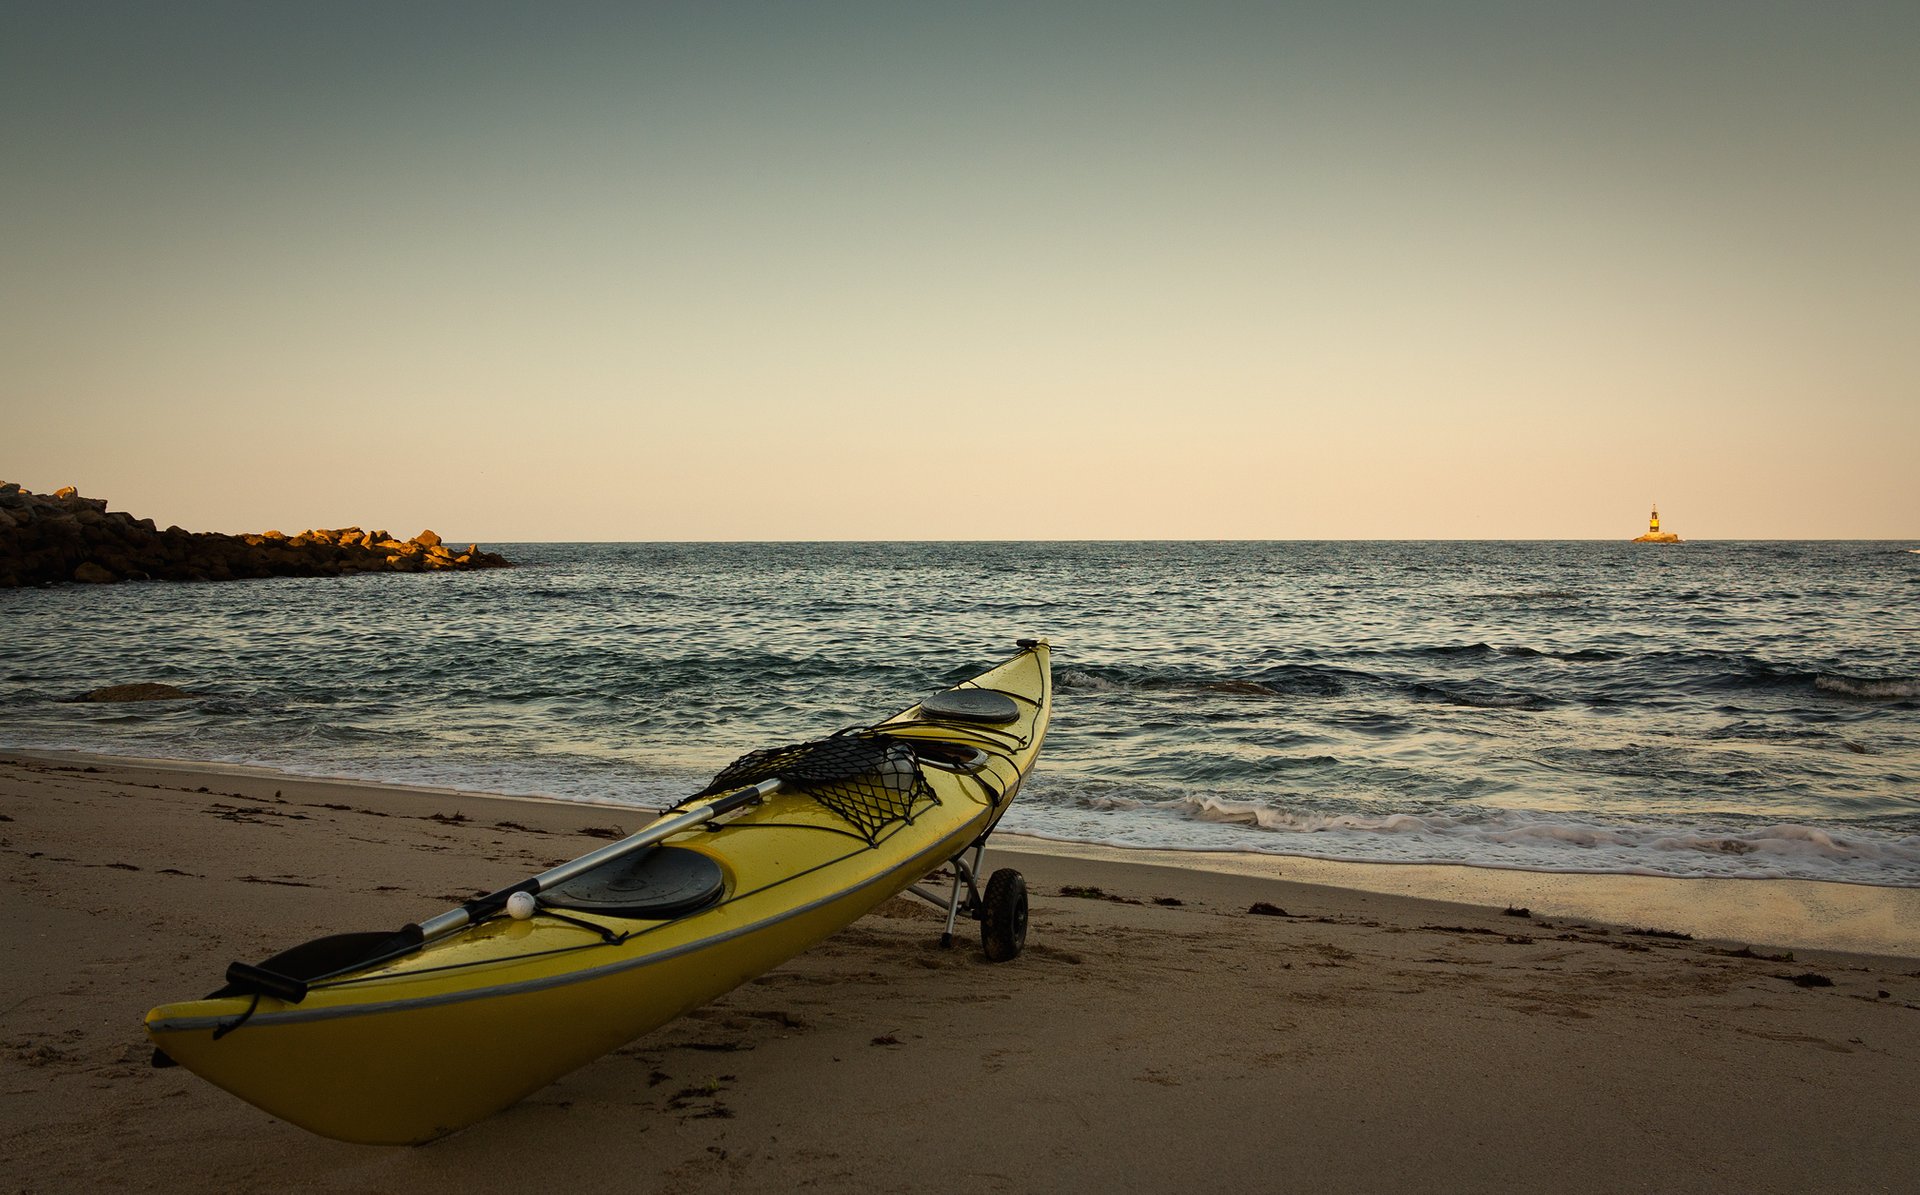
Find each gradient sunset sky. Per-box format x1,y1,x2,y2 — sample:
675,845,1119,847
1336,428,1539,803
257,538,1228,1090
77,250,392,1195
5,2,1915,540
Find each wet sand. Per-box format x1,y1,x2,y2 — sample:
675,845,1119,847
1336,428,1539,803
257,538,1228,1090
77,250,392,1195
3,752,1916,1193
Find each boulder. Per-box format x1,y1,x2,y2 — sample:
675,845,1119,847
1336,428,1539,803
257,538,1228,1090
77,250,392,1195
0,482,513,586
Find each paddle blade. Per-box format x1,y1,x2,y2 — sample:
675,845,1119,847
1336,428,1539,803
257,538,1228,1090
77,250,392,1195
213,927,426,999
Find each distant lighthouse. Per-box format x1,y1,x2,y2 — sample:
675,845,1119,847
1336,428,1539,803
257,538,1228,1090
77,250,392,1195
1633,502,1680,544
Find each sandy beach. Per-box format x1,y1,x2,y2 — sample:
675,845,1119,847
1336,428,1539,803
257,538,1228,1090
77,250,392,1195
4,751,1916,1193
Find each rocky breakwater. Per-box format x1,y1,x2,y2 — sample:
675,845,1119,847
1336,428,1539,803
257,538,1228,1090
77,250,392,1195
0,482,513,587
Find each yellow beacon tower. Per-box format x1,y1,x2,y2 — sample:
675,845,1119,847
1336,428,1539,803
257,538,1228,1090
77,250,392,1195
1633,503,1680,543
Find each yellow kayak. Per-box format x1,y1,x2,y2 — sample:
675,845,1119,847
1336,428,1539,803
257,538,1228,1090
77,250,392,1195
145,640,1051,1144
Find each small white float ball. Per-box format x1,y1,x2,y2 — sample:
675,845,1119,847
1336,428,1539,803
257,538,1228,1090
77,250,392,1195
506,891,538,920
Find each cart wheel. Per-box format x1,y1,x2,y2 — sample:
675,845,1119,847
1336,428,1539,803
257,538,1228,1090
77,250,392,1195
981,868,1028,962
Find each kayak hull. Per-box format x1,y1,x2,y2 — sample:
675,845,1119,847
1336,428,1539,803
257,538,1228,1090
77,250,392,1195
145,642,1049,1144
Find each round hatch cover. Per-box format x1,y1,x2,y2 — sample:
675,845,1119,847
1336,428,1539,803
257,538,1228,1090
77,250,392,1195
920,689,1020,725
541,846,725,919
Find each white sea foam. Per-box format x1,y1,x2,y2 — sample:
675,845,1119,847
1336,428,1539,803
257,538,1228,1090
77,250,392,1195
1815,674,1920,700
1016,784,1920,886
1053,668,1130,694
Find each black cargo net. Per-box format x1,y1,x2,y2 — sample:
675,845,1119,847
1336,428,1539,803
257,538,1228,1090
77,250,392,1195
688,734,936,845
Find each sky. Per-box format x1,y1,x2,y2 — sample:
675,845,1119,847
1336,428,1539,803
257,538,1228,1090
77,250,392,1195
4,1,1915,541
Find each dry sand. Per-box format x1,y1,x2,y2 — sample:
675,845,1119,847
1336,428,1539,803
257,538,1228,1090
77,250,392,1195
3,752,1916,1193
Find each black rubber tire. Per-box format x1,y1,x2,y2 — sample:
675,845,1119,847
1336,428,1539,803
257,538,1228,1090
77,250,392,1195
981,868,1028,962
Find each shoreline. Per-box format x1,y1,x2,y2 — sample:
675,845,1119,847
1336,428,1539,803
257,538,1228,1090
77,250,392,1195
995,835,1920,959
4,750,1916,1191
12,747,1918,959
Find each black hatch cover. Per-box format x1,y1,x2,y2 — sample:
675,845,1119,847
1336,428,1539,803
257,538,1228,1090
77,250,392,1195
540,846,725,919
920,689,1020,725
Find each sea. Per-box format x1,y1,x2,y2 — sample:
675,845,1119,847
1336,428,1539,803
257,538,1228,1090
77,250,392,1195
3,541,1917,887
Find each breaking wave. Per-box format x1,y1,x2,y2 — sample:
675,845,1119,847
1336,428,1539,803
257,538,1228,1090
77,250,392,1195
1010,787,1920,886
1815,674,1920,701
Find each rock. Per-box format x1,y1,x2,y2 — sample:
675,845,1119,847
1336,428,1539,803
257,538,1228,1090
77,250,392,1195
0,482,513,586
67,683,199,702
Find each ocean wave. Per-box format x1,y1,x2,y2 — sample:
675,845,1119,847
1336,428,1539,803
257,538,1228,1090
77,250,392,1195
1427,642,1496,657
1499,646,1622,662
1640,652,1920,703
1053,667,1131,694
1705,720,1878,754
1410,683,1551,710
1053,663,1356,698
1815,674,1920,701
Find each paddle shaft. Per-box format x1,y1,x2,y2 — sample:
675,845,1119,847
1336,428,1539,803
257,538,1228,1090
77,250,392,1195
412,779,782,943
